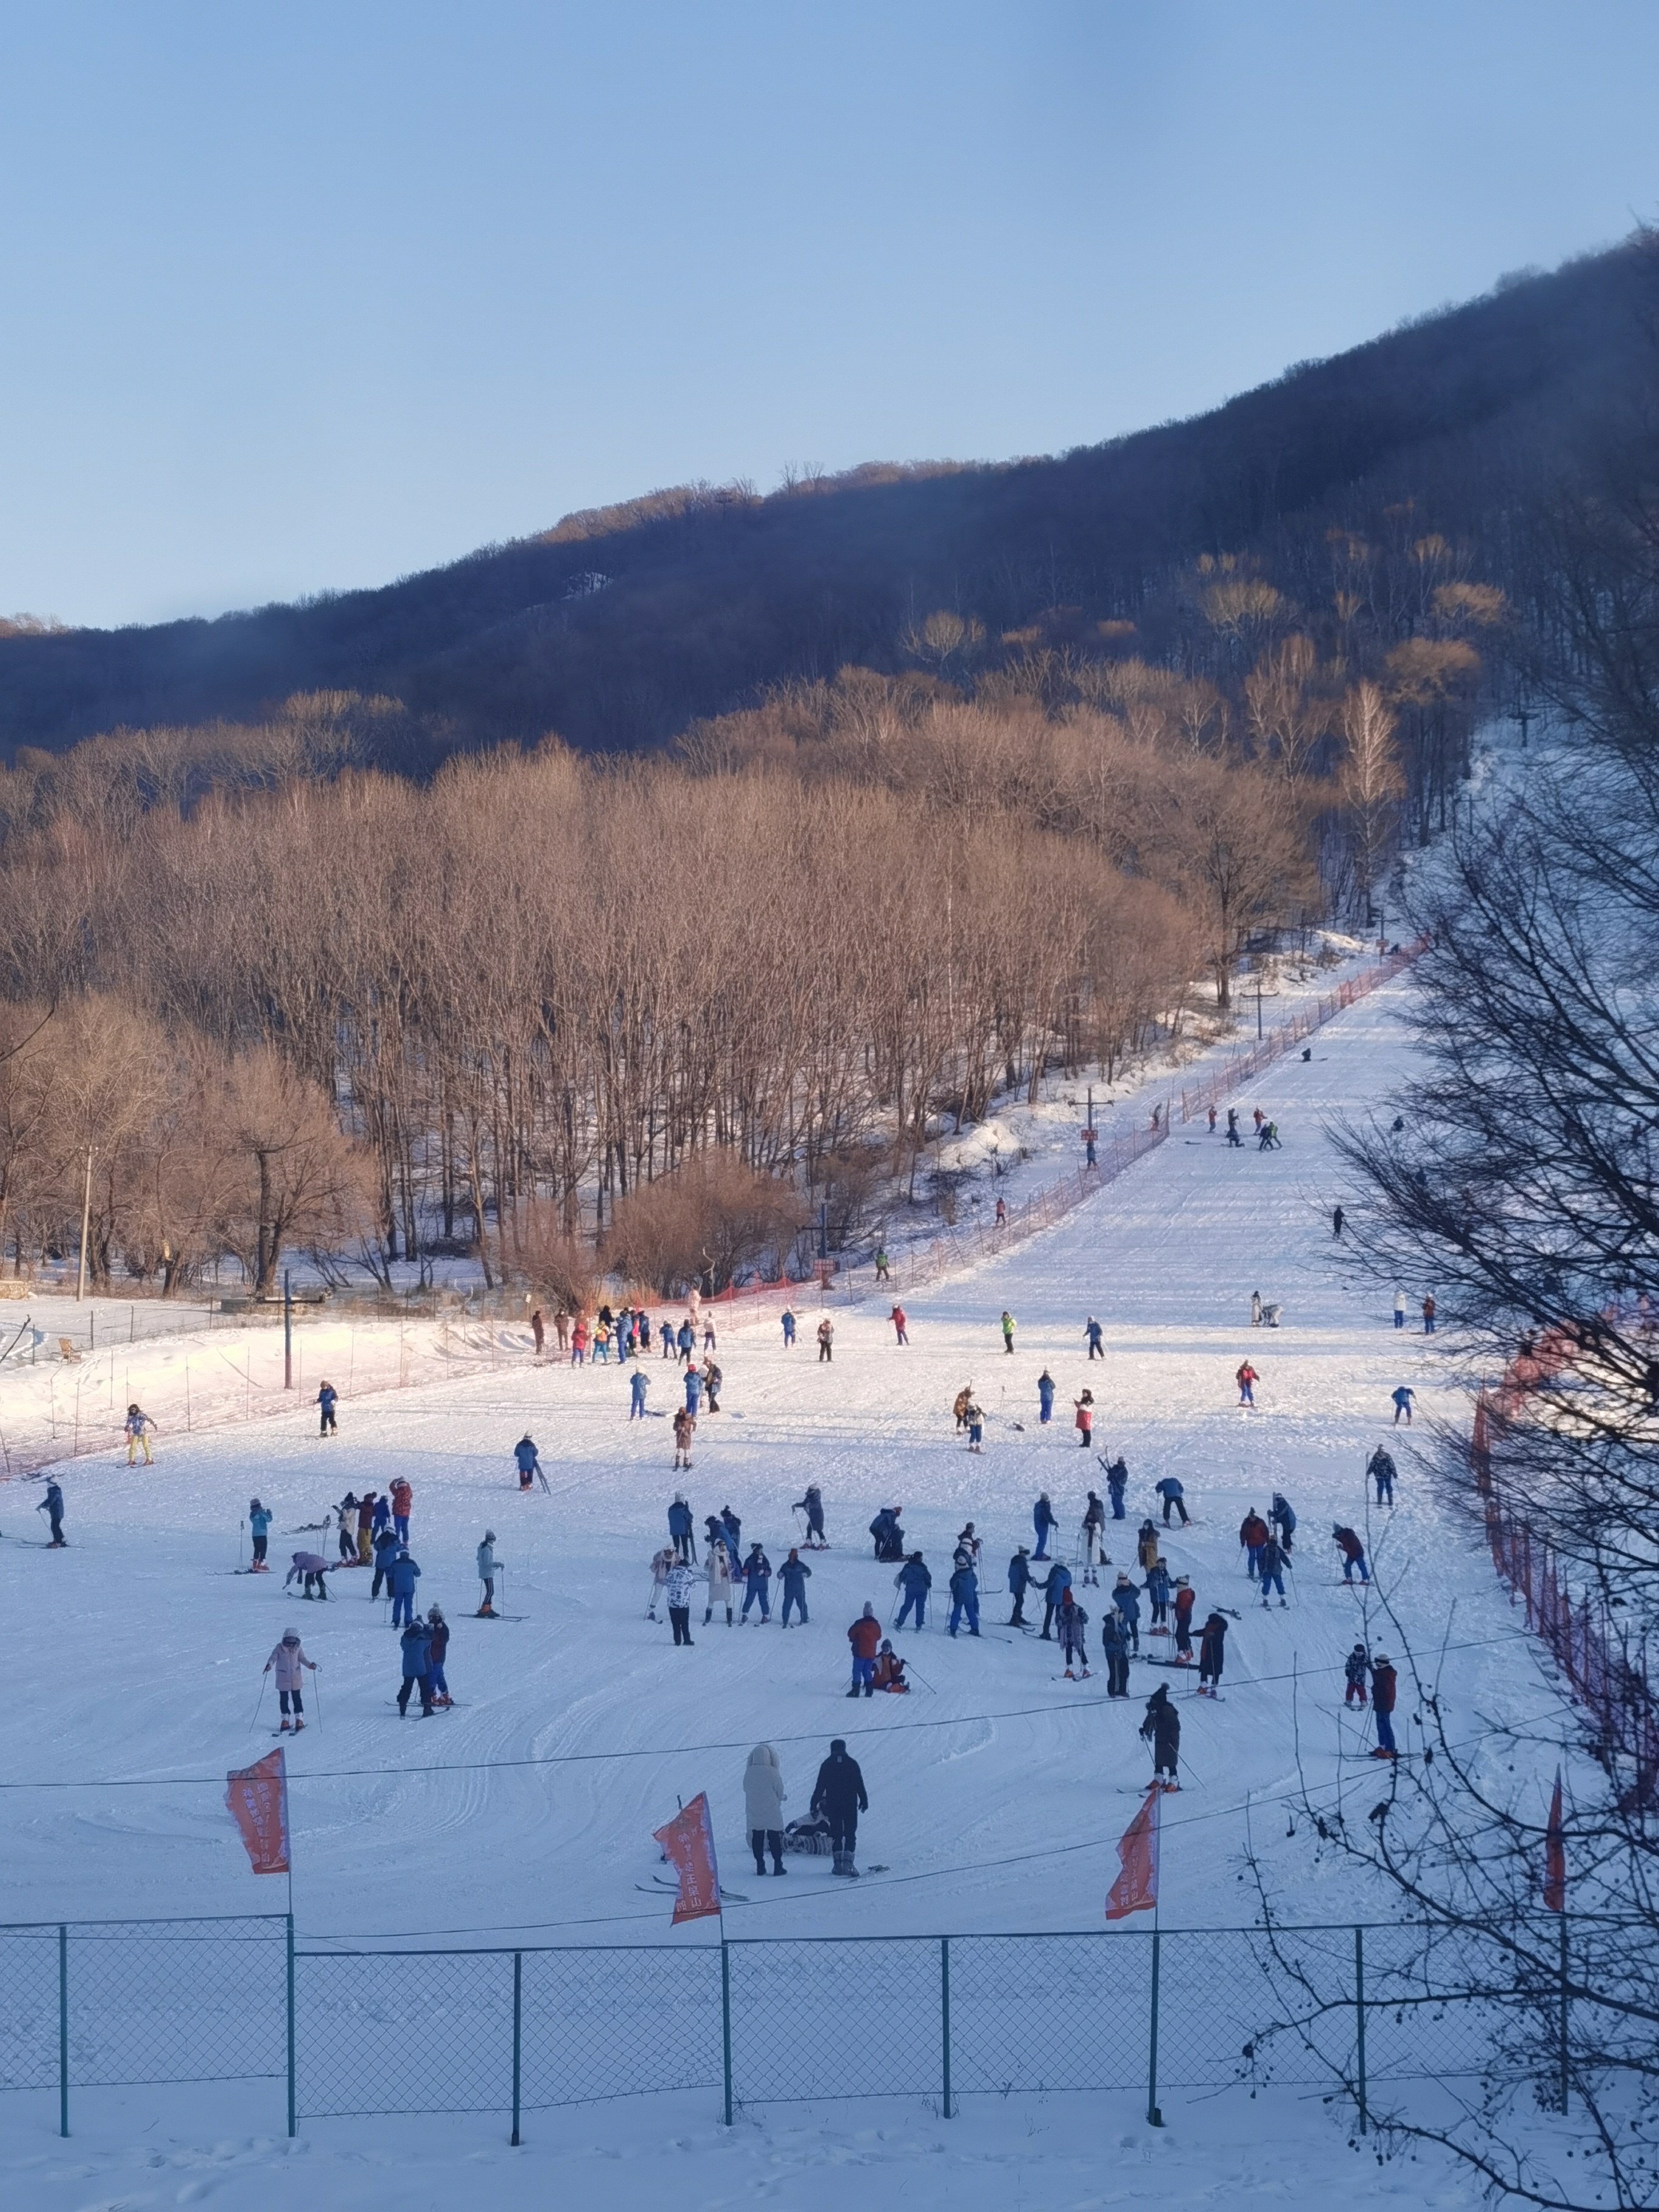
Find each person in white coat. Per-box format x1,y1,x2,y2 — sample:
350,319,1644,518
704,1542,734,1626
264,1629,316,1732
744,1743,786,1877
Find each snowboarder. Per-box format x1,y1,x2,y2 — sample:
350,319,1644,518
1172,1576,1195,1663
1007,1546,1033,1626
390,1478,412,1544
1073,1390,1094,1447
1144,1555,1171,1630
124,1403,155,1465
426,1606,452,1704
249,1497,272,1570
397,1615,435,1715
668,1492,695,1561
264,1629,316,1731
740,1544,773,1622
630,1369,649,1419
672,1407,695,1471
1391,1386,1415,1427
1033,1492,1057,1558
847,1602,881,1694
514,1435,543,1492
317,1381,339,1436
1111,1571,1142,1654
947,1558,981,1637
1197,1611,1228,1695
1105,1455,1128,1521
1037,1369,1056,1424
1141,1683,1180,1787
704,1541,733,1625
1081,1491,1106,1585
1000,1310,1016,1355
890,1304,908,1346
817,1316,834,1362
285,1550,332,1601
964,1398,985,1452
387,1547,421,1625
1344,1643,1369,1707
781,1307,797,1347
1236,1361,1258,1407
810,1739,869,1875
1370,1652,1399,1757
1099,1606,1130,1698
1085,1316,1104,1361
1368,1446,1396,1505
665,1557,703,1644
894,1552,931,1630
794,1484,827,1547
1269,1490,1296,1553
1054,1589,1088,1677
1257,1532,1289,1606
1239,1510,1269,1579
778,1549,812,1626
38,1478,65,1547
647,1544,674,1620
745,1744,786,1875
1333,1525,1370,1583
1034,1557,1073,1638
475,1531,499,1617
1155,1473,1189,1527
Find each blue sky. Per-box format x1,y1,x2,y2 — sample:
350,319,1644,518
4,1,1657,629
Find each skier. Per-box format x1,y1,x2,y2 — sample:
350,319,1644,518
1054,1588,1088,1677
778,1549,812,1626
1034,1557,1073,1639
677,1319,695,1366
387,1547,421,1626
1225,1108,1242,1147
38,1478,65,1547
953,1384,974,1432
372,1490,392,1541
1207,1105,1217,1133
1141,1683,1180,1788
1368,1446,1396,1505
1332,1205,1344,1239
1155,1473,1190,1527
1099,1605,1130,1698
685,1364,703,1418
1257,1531,1289,1607
781,1306,797,1347
721,1505,743,1563
1239,1509,1269,1580
264,1629,316,1731
964,1398,985,1453
1269,1490,1296,1553
894,1551,931,1630
954,1521,982,1566
702,1359,722,1413
1007,1546,1033,1626
1136,1518,1160,1574
871,1640,908,1692
947,1558,981,1637
1251,1290,1264,1327
1032,1492,1057,1558
647,1544,674,1621
1000,1310,1016,1355
1085,1316,1104,1361
1423,1295,1436,1335
1172,1576,1195,1663
740,1544,773,1623
1111,1571,1142,1654
1197,1610,1228,1695
794,1484,827,1547
745,1744,786,1875
249,1497,272,1571
847,1602,881,1695
335,1493,358,1561
665,1557,703,1645
1332,1524,1370,1583
426,1606,452,1705
704,1541,733,1625
1081,1490,1106,1585
1344,1643,1369,1707
514,1435,543,1492
285,1550,332,1601
1370,1652,1399,1757
1236,1361,1258,1407
874,1245,891,1282
354,1492,375,1563
1037,1369,1056,1424
668,1492,695,1561
397,1615,435,1716
810,1739,869,1876
890,1304,908,1346
869,1506,905,1562
630,1369,649,1419
672,1407,695,1471
1144,1555,1171,1631
124,1403,155,1466
390,1478,412,1544
1073,1390,1094,1448
1391,1386,1415,1427
817,1316,834,1362
476,1530,500,1617
1105,1455,1128,1520
316,1381,338,1436
370,1524,399,1600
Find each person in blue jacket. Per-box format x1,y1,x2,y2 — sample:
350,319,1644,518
1032,1492,1057,1559
514,1434,543,1492
397,1616,435,1715
948,1560,981,1637
778,1548,812,1626
1007,1546,1033,1626
1155,1473,1190,1527
740,1544,772,1621
1111,1572,1142,1652
1105,1456,1128,1520
389,1548,422,1627
1085,1316,1104,1360
668,1493,695,1561
1144,1557,1171,1631
1099,1605,1130,1697
316,1381,338,1436
1037,1370,1056,1425
1270,1490,1297,1552
720,1506,742,1564
677,1319,695,1366
371,1491,392,1538
1034,1558,1072,1639
781,1307,797,1347
370,1524,400,1600
248,1498,272,1571
894,1552,932,1630
630,1369,649,1419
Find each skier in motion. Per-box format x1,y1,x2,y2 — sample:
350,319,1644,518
1368,1446,1396,1505
38,1478,66,1547
514,1434,546,1492
794,1484,828,1547
264,1629,316,1732
810,1738,869,1877
1141,1682,1180,1789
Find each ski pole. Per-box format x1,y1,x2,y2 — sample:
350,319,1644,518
310,1669,321,1731
238,1518,245,1569
250,1675,267,1732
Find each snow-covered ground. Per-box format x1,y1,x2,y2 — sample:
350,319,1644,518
0,968,1580,2207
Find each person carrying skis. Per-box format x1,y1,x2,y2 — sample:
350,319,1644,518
1106,1455,1128,1521
1239,1509,1269,1580
890,1304,908,1346
1369,1652,1399,1757
1034,1558,1073,1639
1136,1518,1159,1574
1236,1361,1258,1406
947,1558,981,1638
1099,1605,1130,1698
781,1306,797,1347
817,1316,834,1362
1144,1555,1171,1631
745,1744,786,1875
1257,1532,1289,1607
1197,1610,1228,1695
1032,1492,1057,1559
811,1739,868,1877
390,1478,412,1543
317,1381,339,1436
1000,1310,1016,1355
1141,1683,1180,1788
1332,1525,1370,1583
1054,1589,1088,1677
672,1407,695,1471
370,1524,399,1600
426,1606,452,1704
387,1547,421,1626
794,1484,827,1547
665,1557,703,1645
668,1493,695,1560
1084,1316,1104,1361
778,1549,812,1626
124,1404,155,1466
249,1497,272,1571
1269,1490,1296,1553
1073,1391,1094,1448
397,1615,435,1716
1111,1571,1142,1654
740,1544,773,1623
846,1603,881,1695
1344,1643,1369,1707
630,1369,649,1419
286,1550,332,1601
964,1398,985,1452
1392,1385,1415,1426
1155,1473,1189,1526
514,1435,543,1492
1172,1576,1195,1663
1037,1369,1056,1424
1368,1446,1396,1504
871,1640,908,1692
894,1551,931,1630
1007,1546,1033,1626
647,1544,674,1621
38,1478,66,1547
264,1629,316,1731
1081,1491,1105,1585
476,1530,500,1617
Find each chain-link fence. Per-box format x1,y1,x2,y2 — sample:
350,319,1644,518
0,1911,1597,2143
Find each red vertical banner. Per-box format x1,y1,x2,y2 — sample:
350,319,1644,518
1106,1785,1161,1920
1544,1768,1566,1912
652,1793,722,1923
226,1748,291,1875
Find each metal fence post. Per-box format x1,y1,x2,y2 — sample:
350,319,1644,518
511,1951,523,2145
58,1925,68,2139
1354,1925,1367,2134
286,1914,296,2137
1559,1912,1570,2113
940,1937,952,2119
1147,1929,1164,2127
721,1940,734,2125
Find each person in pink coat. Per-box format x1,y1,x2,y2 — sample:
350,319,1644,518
264,1629,316,1732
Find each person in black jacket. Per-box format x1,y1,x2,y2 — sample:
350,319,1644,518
1140,1683,1180,1788
811,1739,870,1877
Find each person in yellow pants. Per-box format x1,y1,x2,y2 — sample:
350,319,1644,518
124,1404,155,1464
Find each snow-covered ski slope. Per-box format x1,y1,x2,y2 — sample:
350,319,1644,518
0,970,1578,2208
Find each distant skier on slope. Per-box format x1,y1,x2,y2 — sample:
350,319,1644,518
264,1629,315,1732
1155,1473,1189,1526
1333,1525,1370,1583
1037,1369,1056,1424
1368,1447,1396,1505
794,1484,827,1547
947,1558,981,1638
249,1497,272,1572
317,1381,339,1436
514,1435,545,1492
1032,1492,1057,1558
38,1478,66,1547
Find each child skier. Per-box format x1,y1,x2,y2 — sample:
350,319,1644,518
317,1381,339,1436
426,1606,452,1705
1073,1390,1094,1448
1172,1577,1195,1663
964,1399,985,1452
1144,1555,1171,1631
249,1498,272,1570
475,1531,499,1617
1344,1643,1369,1707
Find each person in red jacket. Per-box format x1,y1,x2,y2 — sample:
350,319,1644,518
890,1304,908,1346
1172,1577,1196,1662
1332,1524,1370,1583
1236,1361,1259,1406
1369,1652,1398,1756
390,1478,413,1544
846,1603,882,1697
1239,1510,1269,1578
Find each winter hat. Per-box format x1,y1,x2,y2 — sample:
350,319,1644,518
1175,1577,1190,1589
1116,1572,1131,1584
483,1530,496,1544
1016,1544,1028,1555
862,1602,875,1618
879,1639,893,1654
788,1549,799,1561
1372,1653,1390,1665
282,1630,299,1644
251,1498,263,1512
